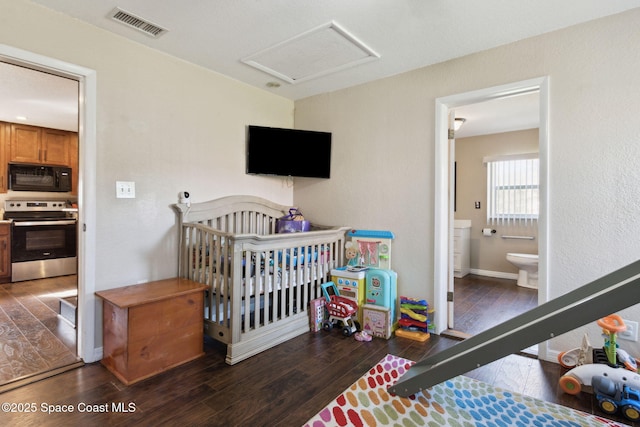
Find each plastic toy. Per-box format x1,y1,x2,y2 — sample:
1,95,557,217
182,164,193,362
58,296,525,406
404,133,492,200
598,315,638,371
558,334,593,369
331,267,366,323
354,331,372,342
395,296,430,342
346,229,394,269
345,242,360,267
321,282,360,337
559,363,640,396
396,328,430,342
558,314,639,372
400,307,427,323
592,375,640,421
559,314,640,396
618,348,639,372
398,317,427,330
598,314,626,366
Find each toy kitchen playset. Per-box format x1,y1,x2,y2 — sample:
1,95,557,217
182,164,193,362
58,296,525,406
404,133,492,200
330,230,397,339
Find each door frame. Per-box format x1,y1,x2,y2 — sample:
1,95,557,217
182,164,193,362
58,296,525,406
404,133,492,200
0,44,99,363
433,77,550,360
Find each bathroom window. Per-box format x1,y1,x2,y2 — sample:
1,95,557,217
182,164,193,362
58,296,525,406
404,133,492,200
485,153,539,226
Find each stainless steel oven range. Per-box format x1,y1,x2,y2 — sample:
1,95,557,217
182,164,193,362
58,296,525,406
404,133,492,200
4,200,77,282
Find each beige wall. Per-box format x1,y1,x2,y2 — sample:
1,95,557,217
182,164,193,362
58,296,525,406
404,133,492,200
1,0,294,286
3,1,640,361
295,9,640,357
455,129,538,275
1,1,294,351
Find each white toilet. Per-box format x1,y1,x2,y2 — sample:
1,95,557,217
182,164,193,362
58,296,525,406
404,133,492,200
506,253,538,289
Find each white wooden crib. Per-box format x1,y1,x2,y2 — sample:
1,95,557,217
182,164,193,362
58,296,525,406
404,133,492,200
173,195,349,364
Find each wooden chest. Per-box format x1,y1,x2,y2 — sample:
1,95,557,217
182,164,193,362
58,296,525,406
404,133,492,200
96,278,208,385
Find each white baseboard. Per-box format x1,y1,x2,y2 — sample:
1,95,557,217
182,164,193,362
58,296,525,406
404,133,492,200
469,268,518,280
544,349,560,364
94,347,103,362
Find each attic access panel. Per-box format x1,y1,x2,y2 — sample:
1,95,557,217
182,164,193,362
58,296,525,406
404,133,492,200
242,21,380,84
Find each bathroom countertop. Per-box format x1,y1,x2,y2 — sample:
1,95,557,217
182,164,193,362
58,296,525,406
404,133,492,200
454,219,471,228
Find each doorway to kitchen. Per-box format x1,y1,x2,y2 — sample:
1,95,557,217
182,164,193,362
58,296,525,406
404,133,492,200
432,77,550,359
0,45,97,392
0,62,81,391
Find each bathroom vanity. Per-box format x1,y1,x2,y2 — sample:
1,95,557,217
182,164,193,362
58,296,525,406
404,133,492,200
453,220,471,278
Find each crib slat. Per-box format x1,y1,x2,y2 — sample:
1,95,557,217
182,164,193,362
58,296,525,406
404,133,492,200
244,247,253,332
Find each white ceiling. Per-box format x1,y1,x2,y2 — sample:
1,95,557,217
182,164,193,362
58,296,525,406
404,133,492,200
3,1,639,135
454,92,540,139
0,62,79,132
29,0,639,100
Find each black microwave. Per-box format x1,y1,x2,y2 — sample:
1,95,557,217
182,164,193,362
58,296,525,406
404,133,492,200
8,163,72,192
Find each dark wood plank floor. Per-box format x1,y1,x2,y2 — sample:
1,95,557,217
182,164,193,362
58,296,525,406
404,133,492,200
452,274,538,336
1,331,634,426
1,274,634,426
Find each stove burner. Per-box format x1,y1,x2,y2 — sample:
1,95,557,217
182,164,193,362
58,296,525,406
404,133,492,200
5,200,69,211
3,200,76,222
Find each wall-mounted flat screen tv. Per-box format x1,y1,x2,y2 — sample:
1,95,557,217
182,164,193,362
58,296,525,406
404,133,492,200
246,125,332,179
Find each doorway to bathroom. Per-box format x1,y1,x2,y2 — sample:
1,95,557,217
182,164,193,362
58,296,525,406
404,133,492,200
433,77,549,359
451,101,539,342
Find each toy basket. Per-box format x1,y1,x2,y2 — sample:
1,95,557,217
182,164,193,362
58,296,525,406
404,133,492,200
276,208,310,233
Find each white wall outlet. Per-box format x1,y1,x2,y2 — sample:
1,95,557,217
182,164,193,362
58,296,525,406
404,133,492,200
620,319,639,342
116,181,136,199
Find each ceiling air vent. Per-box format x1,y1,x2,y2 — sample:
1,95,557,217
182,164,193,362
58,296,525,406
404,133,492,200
241,21,379,85
109,8,168,38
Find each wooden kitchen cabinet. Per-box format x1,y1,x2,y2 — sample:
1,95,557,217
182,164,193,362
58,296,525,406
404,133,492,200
0,121,77,193
96,278,208,385
10,123,71,165
0,122,7,193
69,132,79,195
42,127,71,165
0,223,11,283
9,123,40,164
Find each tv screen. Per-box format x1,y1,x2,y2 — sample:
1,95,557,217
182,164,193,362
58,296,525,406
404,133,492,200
246,125,332,179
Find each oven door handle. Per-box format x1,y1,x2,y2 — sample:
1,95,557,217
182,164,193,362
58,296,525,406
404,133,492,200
13,220,77,226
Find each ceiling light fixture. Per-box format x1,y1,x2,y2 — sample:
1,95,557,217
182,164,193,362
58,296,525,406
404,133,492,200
454,118,466,131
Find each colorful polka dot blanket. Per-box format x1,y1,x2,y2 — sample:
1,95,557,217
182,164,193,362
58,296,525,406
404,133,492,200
304,354,626,427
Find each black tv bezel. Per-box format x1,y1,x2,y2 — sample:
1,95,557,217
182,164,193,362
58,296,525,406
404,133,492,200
246,125,332,179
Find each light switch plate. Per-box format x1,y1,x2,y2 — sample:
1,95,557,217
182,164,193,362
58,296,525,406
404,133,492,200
116,181,135,198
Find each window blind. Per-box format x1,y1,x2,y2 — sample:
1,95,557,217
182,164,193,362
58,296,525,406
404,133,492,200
485,153,539,227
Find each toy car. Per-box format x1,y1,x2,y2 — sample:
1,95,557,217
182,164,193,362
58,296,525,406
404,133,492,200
592,375,640,421
559,364,640,395
558,333,639,372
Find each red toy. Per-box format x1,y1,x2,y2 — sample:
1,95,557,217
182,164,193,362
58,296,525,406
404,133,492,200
398,317,426,330
321,282,360,336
